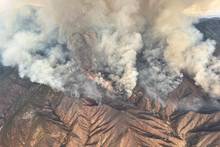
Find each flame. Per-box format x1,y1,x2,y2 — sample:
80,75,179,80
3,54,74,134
85,71,114,93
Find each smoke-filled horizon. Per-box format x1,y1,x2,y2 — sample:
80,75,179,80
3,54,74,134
0,0,220,101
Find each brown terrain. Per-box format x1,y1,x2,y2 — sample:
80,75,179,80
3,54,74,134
0,64,219,147
0,19,219,147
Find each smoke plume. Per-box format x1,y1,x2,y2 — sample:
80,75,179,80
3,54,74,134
0,0,220,100
154,0,220,97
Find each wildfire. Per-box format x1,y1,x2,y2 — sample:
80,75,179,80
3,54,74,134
85,71,114,93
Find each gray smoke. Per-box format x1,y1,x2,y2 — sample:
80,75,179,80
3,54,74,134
0,0,220,100
155,0,220,97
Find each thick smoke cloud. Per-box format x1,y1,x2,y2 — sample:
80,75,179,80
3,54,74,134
0,0,220,100
154,0,220,97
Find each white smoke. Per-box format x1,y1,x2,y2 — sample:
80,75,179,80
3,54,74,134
0,0,220,100
154,0,220,97
0,6,65,90
0,0,146,98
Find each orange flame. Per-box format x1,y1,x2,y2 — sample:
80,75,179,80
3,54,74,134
85,71,114,93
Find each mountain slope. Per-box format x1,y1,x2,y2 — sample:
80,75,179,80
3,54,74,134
0,18,220,147
0,65,219,147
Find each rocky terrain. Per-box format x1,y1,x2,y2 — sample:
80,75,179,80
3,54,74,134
0,19,219,147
